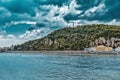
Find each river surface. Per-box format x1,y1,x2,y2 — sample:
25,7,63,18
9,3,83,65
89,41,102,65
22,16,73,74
0,53,120,80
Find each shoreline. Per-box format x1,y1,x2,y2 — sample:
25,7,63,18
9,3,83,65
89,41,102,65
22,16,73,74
2,51,120,55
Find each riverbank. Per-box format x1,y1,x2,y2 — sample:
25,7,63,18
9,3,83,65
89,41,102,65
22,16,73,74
3,51,120,55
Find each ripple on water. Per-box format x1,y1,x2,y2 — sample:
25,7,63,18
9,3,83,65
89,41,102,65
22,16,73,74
0,53,120,80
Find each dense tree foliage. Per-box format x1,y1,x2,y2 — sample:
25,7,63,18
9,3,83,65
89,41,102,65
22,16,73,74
14,24,120,51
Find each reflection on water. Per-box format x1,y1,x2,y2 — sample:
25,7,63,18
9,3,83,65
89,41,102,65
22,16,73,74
0,53,120,80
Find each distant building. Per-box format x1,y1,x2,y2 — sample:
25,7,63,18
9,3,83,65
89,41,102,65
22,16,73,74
84,45,113,52
84,48,89,52
95,45,113,51
0,47,11,52
84,47,96,52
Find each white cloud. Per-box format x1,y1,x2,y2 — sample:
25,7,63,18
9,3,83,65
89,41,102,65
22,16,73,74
34,5,68,28
7,34,15,39
35,0,82,27
89,4,105,12
19,28,50,40
3,20,37,29
69,0,82,14
0,35,4,38
71,19,120,26
107,19,120,25
11,21,37,25
19,30,40,39
83,3,106,17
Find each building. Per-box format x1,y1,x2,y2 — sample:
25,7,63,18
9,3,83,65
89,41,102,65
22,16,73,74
0,47,11,52
84,47,96,52
95,45,113,51
84,45,113,52
114,47,120,52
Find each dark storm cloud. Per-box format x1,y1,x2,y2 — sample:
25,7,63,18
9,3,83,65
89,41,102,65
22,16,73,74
76,0,101,10
0,0,120,24
0,0,69,17
0,0,36,16
103,0,120,20
80,0,120,21
63,0,104,22
0,0,69,25
63,0,120,22
0,0,36,25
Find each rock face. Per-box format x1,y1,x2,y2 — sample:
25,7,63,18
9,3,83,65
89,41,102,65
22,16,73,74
91,37,120,48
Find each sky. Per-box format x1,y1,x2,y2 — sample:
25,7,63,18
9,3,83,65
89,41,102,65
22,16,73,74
0,0,120,47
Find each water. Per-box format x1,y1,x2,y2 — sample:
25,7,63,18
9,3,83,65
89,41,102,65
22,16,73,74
0,53,120,80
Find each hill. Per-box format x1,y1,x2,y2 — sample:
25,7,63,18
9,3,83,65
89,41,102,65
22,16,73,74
14,24,120,51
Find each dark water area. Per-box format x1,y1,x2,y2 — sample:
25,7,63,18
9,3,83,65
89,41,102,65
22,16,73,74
0,53,120,80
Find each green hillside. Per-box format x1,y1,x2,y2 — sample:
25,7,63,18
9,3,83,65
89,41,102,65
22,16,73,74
14,24,120,51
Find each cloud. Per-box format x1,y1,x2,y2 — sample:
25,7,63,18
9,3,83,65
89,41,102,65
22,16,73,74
0,35,4,38
0,34,25,47
19,28,51,39
107,19,120,25
0,7,11,17
0,0,120,26
0,38,26,47
83,3,106,17
11,21,37,25
63,0,120,22
7,34,15,39
0,0,36,16
64,0,105,22
19,29,42,39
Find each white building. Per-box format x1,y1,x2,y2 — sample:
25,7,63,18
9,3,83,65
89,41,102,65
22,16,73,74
84,47,96,52
114,47,120,52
